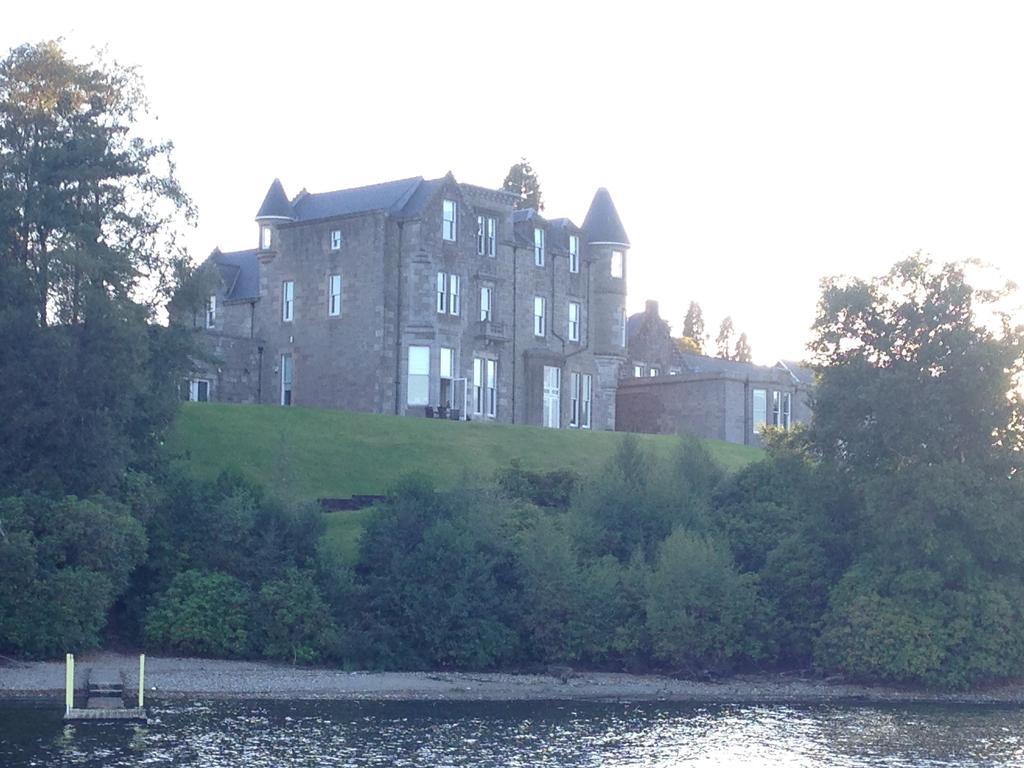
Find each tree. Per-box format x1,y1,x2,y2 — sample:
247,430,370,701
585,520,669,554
682,301,705,353
0,42,195,495
501,157,543,211
733,332,752,362
715,316,735,359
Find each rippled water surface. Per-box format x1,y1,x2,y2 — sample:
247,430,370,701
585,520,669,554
2,697,1024,767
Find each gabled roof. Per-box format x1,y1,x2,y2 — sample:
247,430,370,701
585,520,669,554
213,248,260,302
292,177,425,221
679,353,779,379
777,360,815,386
256,179,295,220
582,187,629,245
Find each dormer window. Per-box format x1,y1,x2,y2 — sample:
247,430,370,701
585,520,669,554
330,230,342,250
442,199,457,241
533,227,545,267
611,250,624,278
260,225,272,250
569,235,580,273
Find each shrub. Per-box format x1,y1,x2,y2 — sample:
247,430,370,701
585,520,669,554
257,568,338,664
144,570,252,657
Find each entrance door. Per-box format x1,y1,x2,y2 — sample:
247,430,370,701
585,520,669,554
543,365,560,428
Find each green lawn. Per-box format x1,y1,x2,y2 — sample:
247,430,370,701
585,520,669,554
168,403,762,500
168,403,762,564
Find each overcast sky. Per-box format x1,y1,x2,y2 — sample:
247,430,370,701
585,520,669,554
6,1,1024,363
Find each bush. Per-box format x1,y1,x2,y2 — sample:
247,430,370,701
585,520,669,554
646,529,764,673
144,570,252,657
257,568,338,664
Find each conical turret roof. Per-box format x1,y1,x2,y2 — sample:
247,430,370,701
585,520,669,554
582,187,629,246
256,178,295,220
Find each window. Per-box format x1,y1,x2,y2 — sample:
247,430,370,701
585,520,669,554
282,280,294,322
580,373,592,428
534,296,546,337
772,391,782,427
439,347,455,407
486,359,496,417
477,215,496,256
569,235,580,274
280,354,293,406
619,308,627,347
437,272,460,315
634,365,644,378
782,392,792,430
753,388,767,432
449,274,460,316
206,295,216,329
611,249,624,278
442,199,457,241
260,225,272,250
568,301,580,342
407,346,429,406
473,358,484,415
330,230,342,250
480,285,492,322
649,367,659,377
184,378,209,402
533,227,545,266
543,365,560,428
328,275,342,316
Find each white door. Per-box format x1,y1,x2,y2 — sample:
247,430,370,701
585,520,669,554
543,366,561,428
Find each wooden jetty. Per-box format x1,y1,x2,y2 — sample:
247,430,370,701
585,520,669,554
63,653,148,722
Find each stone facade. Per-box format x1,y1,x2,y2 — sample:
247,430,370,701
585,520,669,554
180,173,630,430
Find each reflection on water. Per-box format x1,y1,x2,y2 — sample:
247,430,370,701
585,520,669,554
2,697,1024,767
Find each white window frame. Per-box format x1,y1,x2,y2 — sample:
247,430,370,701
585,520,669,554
580,373,592,429
449,274,460,316
611,249,624,278
782,392,792,430
543,365,560,429
436,272,447,314
569,235,580,274
330,229,342,250
534,296,546,337
772,390,782,427
282,280,294,322
477,215,496,256
473,358,484,415
260,225,272,250
486,359,497,418
649,367,659,377
753,388,768,432
280,354,293,406
439,347,455,407
185,378,210,402
442,199,457,241
328,274,342,317
206,295,216,329
619,308,627,347
407,346,430,406
568,301,580,342
480,285,492,322
534,227,545,267
570,372,580,427
634,364,644,378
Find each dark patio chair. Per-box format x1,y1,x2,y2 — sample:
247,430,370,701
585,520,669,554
425,405,434,418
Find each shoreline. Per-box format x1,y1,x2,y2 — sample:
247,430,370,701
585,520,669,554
2,653,1023,706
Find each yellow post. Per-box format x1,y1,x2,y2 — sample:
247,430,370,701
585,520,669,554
138,654,145,709
64,653,74,714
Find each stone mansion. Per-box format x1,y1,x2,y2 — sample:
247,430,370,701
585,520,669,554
184,173,631,431
182,171,813,445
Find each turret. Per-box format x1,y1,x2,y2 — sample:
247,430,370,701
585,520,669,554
255,178,294,254
582,187,629,357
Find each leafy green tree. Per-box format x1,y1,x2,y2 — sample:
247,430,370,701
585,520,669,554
144,570,252,657
682,301,705,353
501,157,544,211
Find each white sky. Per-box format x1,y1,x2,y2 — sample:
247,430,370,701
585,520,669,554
6,1,1024,363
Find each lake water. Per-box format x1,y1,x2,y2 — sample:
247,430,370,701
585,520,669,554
2,697,1023,767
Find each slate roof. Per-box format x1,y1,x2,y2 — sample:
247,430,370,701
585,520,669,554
679,353,783,380
213,249,260,302
291,177,425,221
582,187,629,245
777,360,815,385
256,179,294,220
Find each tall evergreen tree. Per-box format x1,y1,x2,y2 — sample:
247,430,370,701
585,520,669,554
733,332,752,362
715,316,735,359
501,157,544,211
682,301,705,353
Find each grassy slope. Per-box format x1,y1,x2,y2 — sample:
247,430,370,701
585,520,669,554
168,402,763,561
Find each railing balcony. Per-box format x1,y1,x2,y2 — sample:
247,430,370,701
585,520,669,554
475,319,509,342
